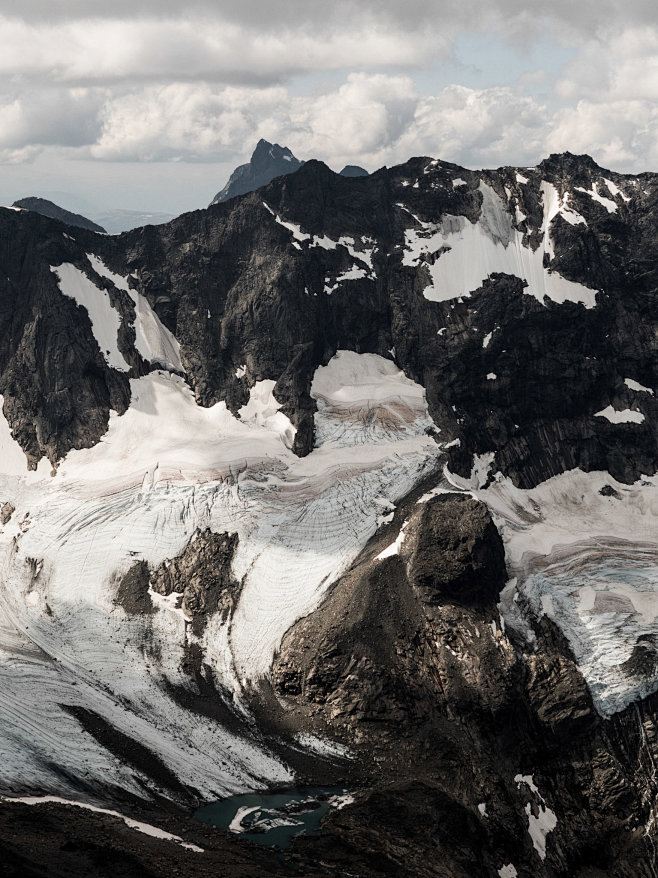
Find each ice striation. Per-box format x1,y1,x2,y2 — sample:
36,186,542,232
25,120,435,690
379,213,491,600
0,349,442,798
450,466,658,716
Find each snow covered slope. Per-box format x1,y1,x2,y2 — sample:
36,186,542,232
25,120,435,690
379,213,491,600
0,346,441,799
1,152,658,878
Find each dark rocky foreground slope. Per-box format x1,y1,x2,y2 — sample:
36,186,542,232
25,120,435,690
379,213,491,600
0,152,658,876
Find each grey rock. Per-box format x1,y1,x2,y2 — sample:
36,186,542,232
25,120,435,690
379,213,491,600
339,164,369,177
210,139,303,204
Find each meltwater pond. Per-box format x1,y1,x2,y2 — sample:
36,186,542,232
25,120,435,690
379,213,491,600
195,787,352,848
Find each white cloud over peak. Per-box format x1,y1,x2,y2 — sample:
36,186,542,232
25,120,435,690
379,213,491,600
1,2,658,210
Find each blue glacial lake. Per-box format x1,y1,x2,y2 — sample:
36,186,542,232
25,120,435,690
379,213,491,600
194,786,351,848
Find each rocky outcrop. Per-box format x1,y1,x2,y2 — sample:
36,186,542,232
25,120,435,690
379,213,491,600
150,530,239,635
268,487,658,876
404,494,507,607
210,139,303,204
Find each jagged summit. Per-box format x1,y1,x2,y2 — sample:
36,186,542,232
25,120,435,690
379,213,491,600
2,149,658,876
12,196,106,233
210,139,304,204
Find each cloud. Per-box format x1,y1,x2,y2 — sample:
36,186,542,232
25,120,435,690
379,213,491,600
88,75,551,170
0,13,447,86
0,3,657,186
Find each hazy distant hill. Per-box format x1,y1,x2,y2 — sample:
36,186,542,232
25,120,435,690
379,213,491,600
12,196,107,233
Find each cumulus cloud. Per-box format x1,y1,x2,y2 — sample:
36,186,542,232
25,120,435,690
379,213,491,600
0,0,658,196
89,75,551,170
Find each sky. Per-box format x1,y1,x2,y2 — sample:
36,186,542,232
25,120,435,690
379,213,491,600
0,0,657,216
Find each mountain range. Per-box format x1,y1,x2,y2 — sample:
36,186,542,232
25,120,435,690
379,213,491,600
0,149,657,877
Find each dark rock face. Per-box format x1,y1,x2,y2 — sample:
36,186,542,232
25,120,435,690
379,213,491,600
71,150,656,488
339,164,369,177
150,530,239,635
211,139,303,204
114,561,154,615
269,488,658,876
403,494,507,606
0,211,132,468
4,151,658,486
13,197,107,233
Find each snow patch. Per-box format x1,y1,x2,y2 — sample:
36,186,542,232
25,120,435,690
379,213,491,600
262,202,310,242
87,255,182,372
498,866,518,878
294,733,352,759
575,183,617,213
402,181,597,309
624,378,653,395
603,178,630,202
52,263,128,371
525,802,557,860
452,177,467,187
595,405,645,424
377,519,408,560
515,173,529,184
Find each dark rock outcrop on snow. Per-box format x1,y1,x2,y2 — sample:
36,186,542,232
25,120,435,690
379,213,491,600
150,530,240,635
269,486,658,877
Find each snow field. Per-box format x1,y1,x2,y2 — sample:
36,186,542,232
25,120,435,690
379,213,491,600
402,181,597,308
0,350,443,797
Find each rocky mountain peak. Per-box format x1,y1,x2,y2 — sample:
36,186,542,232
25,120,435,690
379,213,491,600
210,138,304,205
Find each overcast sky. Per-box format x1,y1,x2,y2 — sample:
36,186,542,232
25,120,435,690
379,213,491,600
0,0,656,215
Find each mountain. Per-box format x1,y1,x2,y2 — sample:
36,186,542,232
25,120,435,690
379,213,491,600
0,152,658,876
210,138,303,204
12,196,107,233
339,164,369,176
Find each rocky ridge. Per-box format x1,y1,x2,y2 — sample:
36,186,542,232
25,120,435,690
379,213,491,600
0,151,657,875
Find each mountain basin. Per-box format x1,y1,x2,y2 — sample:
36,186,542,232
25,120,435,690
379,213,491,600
194,786,352,847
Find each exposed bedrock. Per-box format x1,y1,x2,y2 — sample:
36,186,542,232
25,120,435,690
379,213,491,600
1,152,658,485
269,490,658,877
